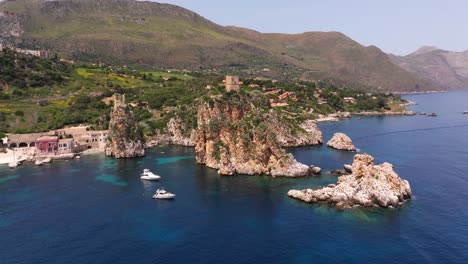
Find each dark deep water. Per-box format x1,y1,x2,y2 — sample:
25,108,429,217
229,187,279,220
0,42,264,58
1,91,468,264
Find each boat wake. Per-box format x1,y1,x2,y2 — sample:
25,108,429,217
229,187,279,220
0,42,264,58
354,122,468,141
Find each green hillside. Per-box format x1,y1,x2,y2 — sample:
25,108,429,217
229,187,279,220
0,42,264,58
0,0,439,92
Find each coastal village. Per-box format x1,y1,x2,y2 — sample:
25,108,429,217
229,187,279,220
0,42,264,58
0,125,109,167
0,74,419,169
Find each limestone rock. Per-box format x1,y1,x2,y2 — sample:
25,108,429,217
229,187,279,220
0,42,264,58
195,93,311,177
105,94,145,158
336,111,352,118
344,164,353,173
327,133,356,151
288,154,412,209
310,166,322,175
166,117,196,146
271,119,323,147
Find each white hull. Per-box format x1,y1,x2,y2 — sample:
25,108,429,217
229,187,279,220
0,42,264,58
140,169,161,181
141,176,161,181
153,194,176,199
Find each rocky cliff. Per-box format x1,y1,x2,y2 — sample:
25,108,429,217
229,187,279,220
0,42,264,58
288,154,412,209
195,92,317,177
105,94,145,158
146,117,196,147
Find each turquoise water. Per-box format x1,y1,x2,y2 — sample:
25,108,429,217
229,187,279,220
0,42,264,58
1,91,467,263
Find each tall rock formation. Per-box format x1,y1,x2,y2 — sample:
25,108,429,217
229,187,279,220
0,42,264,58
195,92,317,177
105,94,145,158
288,154,412,209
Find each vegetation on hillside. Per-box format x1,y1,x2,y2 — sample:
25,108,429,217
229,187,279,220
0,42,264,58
0,0,439,92
0,49,407,138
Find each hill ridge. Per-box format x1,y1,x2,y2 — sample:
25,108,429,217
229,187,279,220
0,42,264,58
0,0,440,92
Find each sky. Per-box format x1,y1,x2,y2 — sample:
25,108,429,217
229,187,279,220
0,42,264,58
156,0,467,55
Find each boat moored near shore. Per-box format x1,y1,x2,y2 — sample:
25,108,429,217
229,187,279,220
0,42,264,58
140,169,161,181
153,189,176,200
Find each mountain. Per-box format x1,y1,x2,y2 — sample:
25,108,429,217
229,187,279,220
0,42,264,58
0,0,439,92
389,47,468,90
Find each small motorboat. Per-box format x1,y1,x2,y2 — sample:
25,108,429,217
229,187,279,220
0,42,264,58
140,169,161,181
428,113,437,117
34,160,43,166
463,111,468,114
153,189,175,200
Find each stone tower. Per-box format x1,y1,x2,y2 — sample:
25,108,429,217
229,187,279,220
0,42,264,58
225,76,240,92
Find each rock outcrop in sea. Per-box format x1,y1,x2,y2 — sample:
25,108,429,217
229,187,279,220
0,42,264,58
105,94,145,158
327,133,356,151
288,154,412,209
195,92,316,177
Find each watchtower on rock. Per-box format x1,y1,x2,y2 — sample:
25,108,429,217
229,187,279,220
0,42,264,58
225,76,240,92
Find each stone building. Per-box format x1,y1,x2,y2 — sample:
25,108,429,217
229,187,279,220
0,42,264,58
74,131,108,150
6,133,47,148
225,76,240,92
58,138,75,154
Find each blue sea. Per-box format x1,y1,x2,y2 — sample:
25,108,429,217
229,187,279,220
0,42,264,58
1,91,468,264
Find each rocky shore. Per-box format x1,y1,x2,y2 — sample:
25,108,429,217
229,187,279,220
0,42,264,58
352,110,416,116
105,94,145,158
288,154,412,209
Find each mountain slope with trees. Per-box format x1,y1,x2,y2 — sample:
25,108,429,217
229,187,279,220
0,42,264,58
0,0,439,92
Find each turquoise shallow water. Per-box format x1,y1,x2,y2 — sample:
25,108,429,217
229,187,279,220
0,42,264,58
1,91,468,263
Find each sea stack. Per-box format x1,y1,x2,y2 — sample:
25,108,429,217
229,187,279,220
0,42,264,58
105,94,145,158
195,91,312,177
288,154,412,209
327,133,356,151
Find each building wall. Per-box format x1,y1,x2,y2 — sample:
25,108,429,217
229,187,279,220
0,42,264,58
36,140,58,154
225,76,240,92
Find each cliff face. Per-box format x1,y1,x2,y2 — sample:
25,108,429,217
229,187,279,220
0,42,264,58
288,154,412,209
105,94,145,158
195,92,317,177
147,117,196,147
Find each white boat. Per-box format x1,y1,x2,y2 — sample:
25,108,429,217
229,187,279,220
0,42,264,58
140,169,161,181
153,189,175,200
34,160,43,166
463,111,468,114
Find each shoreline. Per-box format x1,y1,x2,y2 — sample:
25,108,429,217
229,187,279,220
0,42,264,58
396,90,447,95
